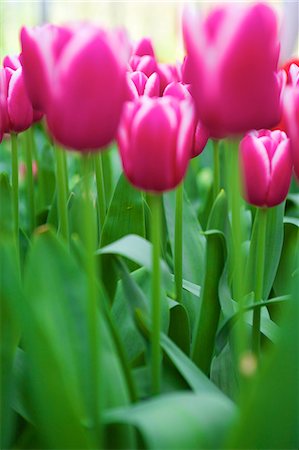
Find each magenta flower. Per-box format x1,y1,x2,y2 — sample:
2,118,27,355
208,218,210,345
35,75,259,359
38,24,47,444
163,81,209,158
240,129,293,207
117,96,195,192
132,37,155,57
0,66,34,139
281,63,299,179
183,3,282,138
21,24,129,151
127,71,160,100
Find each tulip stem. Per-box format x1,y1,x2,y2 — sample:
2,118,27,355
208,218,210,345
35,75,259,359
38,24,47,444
252,207,267,358
94,152,106,243
149,193,162,395
54,145,69,245
82,155,102,444
174,182,183,303
25,128,36,234
213,140,220,199
11,133,19,249
229,141,247,376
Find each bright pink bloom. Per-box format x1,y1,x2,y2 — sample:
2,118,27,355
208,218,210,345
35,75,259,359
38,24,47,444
240,129,292,207
132,37,155,57
3,54,21,70
127,71,160,100
157,62,182,94
279,63,299,178
129,54,158,78
0,66,34,137
21,24,129,151
118,96,195,192
163,81,209,158
183,3,282,138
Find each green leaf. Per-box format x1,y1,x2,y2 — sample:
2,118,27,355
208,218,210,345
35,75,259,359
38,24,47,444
246,203,284,300
274,221,299,296
163,187,206,286
105,391,237,450
0,173,14,238
100,174,146,299
22,229,132,448
229,288,299,449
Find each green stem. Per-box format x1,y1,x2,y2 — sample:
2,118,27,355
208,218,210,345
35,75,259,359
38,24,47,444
213,140,220,199
149,193,162,395
229,141,247,375
11,133,19,246
25,129,36,233
102,150,113,205
252,208,267,357
94,152,106,243
82,155,102,444
174,182,183,303
62,151,69,198
54,145,69,245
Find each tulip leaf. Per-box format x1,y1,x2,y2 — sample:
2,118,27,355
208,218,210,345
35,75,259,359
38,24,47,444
22,228,133,449
228,286,299,449
104,391,237,450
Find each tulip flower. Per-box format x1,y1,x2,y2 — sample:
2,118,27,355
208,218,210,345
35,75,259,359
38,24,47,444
0,66,34,136
280,63,299,179
129,54,158,78
163,81,209,157
183,3,282,138
118,96,195,192
132,37,155,57
21,24,129,151
240,129,292,207
127,71,160,100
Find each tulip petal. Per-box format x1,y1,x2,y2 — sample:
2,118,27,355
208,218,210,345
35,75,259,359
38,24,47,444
47,28,127,150
129,98,177,191
20,26,54,111
267,139,293,206
7,68,33,132
240,135,270,207
144,72,160,98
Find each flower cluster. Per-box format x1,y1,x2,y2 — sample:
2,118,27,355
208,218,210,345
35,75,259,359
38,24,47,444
0,2,298,203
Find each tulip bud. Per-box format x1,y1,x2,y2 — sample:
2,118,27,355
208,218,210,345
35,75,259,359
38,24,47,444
127,71,160,100
0,66,34,136
240,129,292,207
132,37,155,57
183,3,282,138
21,24,129,151
117,96,195,192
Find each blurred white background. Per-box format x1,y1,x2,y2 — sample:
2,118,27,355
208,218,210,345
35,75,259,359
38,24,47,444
0,1,298,63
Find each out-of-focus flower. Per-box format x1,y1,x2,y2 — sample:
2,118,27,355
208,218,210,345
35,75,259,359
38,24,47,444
21,24,129,151
183,3,282,138
132,37,155,57
281,63,299,178
117,96,195,192
163,81,209,157
127,71,160,100
240,129,292,207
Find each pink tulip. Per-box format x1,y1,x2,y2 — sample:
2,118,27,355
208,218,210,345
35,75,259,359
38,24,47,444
163,81,209,158
129,54,158,78
3,54,21,70
240,129,292,207
21,24,129,151
183,3,282,138
117,96,195,192
132,37,155,57
0,66,34,137
280,63,299,179
127,71,160,100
